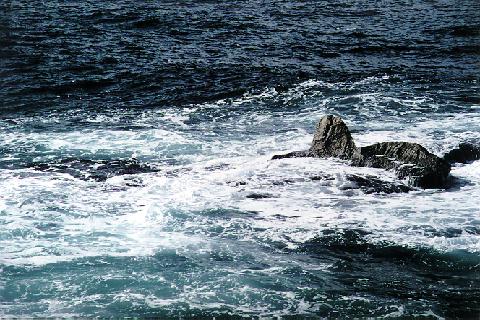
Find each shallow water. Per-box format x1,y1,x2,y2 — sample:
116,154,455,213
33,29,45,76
1,0,480,318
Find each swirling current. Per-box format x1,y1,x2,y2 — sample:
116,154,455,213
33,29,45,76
1,0,479,318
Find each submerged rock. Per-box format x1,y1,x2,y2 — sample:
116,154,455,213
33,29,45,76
31,158,160,181
271,150,311,160
443,142,480,164
345,174,413,194
272,115,452,189
246,192,276,199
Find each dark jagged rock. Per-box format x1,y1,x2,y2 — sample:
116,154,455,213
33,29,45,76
310,115,360,159
443,142,480,164
355,142,451,188
272,115,452,189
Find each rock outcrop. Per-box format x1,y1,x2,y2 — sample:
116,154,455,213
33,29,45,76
272,115,452,189
272,115,359,160
355,142,451,188
310,115,360,159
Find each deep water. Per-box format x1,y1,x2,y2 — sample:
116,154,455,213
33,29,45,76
1,0,480,318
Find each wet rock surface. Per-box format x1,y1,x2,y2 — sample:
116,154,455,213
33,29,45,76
356,142,451,188
310,115,360,159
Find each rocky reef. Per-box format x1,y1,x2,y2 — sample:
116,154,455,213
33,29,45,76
354,142,451,188
443,142,480,164
273,115,453,189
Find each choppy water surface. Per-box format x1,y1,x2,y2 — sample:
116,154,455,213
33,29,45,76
1,0,479,318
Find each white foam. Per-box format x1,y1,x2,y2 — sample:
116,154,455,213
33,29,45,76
1,77,479,268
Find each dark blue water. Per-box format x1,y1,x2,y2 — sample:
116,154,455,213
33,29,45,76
2,0,479,112
1,0,480,318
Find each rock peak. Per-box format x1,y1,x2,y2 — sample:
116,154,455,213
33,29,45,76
309,115,360,159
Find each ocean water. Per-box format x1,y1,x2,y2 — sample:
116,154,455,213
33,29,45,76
1,0,480,318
